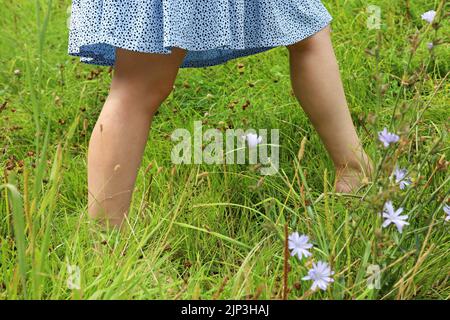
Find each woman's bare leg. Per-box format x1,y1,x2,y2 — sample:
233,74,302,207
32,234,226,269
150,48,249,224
287,26,373,192
88,47,186,226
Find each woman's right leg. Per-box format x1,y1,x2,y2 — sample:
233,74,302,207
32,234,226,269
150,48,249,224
88,47,186,227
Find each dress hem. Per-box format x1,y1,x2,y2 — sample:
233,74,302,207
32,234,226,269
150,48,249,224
68,16,332,68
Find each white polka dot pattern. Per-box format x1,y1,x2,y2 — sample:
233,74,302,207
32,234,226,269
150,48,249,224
68,0,332,68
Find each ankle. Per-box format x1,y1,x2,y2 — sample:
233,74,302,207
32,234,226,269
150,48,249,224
88,198,128,228
334,152,373,176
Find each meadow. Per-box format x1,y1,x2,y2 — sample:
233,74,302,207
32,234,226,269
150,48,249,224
0,0,448,300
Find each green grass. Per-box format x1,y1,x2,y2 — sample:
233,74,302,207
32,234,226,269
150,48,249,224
0,0,449,300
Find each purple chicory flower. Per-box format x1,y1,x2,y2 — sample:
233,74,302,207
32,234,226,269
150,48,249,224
444,205,450,221
421,10,436,24
393,166,412,190
302,261,334,291
244,133,262,148
378,127,400,148
288,232,313,261
381,201,409,233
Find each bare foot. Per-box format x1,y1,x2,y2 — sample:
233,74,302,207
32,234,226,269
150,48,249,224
334,154,373,193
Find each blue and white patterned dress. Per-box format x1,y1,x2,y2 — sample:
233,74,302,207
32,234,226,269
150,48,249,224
68,0,332,68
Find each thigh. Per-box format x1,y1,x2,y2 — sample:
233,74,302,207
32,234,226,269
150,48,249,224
286,25,331,54
110,47,187,97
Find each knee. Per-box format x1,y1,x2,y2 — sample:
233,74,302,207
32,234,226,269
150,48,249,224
287,25,331,55
108,79,175,115
145,80,175,107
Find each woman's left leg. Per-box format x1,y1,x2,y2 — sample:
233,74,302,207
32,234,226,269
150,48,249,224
287,25,373,193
